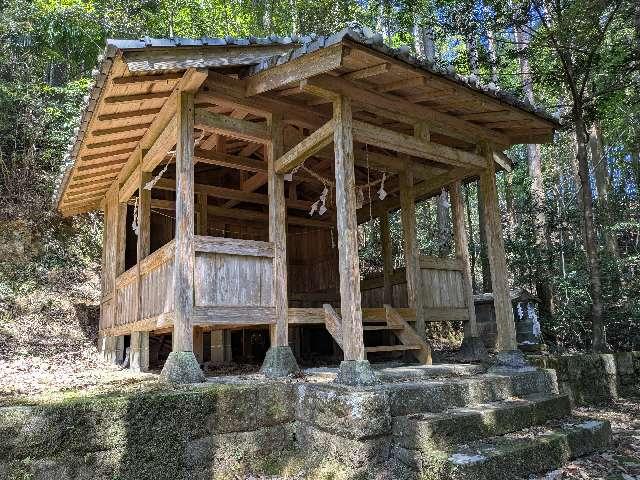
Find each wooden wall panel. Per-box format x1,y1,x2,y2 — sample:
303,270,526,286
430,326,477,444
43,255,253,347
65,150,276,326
140,260,174,319
194,252,273,307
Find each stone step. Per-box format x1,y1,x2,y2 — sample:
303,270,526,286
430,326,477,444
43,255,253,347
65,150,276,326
393,393,571,451
393,418,611,480
366,345,421,353
384,369,559,416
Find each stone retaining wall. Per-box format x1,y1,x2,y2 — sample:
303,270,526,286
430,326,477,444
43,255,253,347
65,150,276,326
0,382,297,480
529,351,640,406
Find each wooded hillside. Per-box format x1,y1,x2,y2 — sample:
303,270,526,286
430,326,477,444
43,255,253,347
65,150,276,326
0,0,638,353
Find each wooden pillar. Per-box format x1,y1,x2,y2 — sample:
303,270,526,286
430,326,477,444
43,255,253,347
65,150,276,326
333,96,365,362
116,202,127,276
268,114,288,347
197,193,208,235
450,180,479,338
130,331,149,372
210,330,224,364
193,328,204,363
399,166,426,339
380,211,394,305
173,91,196,353
478,146,517,351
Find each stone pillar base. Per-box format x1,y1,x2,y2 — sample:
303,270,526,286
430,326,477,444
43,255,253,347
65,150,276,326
160,352,205,383
488,349,535,373
334,360,380,386
458,336,489,362
260,346,300,378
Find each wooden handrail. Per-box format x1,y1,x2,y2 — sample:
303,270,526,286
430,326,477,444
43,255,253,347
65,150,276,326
193,235,274,258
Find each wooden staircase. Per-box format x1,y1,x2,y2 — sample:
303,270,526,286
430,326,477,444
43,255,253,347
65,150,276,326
322,304,432,364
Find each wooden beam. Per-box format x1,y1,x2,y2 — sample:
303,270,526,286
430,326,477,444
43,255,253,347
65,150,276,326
194,110,270,144
197,193,208,235
306,74,511,147
478,145,517,351
142,116,177,172
112,72,183,85
98,108,162,122
245,43,346,97
450,180,479,339
274,119,334,174
375,76,424,93
333,95,365,362
153,177,313,211
86,135,144,150
105,90,173,104
344,63,390,80
173,90,195,353
205,204,334,228
93,123,151,137
352,120,485,169
194,148,266,173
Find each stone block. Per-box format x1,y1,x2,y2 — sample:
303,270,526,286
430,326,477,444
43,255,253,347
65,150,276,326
295,383,391,439
296,422,390,469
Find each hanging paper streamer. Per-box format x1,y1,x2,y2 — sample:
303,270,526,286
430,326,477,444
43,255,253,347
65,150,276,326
319,186,328,216
377,172,387,200
309,200,319,216
132,197,140,236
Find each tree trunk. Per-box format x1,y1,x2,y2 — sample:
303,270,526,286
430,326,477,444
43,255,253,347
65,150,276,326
574,113,607,352
589,122,619,259
465,184,478,293
436,189,452,256
486,29,499,84
515,17,554,320
466,35,479,75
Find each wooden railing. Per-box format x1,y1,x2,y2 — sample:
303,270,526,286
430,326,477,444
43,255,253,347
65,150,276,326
192,236,276,325
358,255,470,323
100,236,278,334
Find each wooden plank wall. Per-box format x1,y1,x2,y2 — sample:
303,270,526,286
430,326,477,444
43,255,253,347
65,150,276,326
360,270,409,308
140,241,175,319
100,184,120,330
287,227,339,305
193,236,274,308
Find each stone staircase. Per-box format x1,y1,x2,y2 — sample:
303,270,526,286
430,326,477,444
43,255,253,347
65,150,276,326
296,365,611,479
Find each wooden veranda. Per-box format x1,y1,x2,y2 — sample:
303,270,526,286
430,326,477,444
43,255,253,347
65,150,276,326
55,28,558,380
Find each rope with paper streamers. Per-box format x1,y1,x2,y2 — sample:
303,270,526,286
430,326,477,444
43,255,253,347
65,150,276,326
143,129,205,191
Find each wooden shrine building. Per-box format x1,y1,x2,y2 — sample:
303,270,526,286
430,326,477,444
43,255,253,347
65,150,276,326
55,27,558,383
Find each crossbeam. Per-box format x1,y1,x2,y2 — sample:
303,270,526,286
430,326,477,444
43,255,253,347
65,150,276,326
194,110,270,144
275,119,335,174
244,44,346,97
352,120,486,169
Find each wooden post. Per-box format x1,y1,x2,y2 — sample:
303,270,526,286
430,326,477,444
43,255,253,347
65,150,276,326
333,96,365,362
380,212,394,305
268,113,288,347
399,166,426,339
197,193,208,235
450,180,479,338
173,91,196,353
210,330,224,364
478,145,517,351
193,328,204,363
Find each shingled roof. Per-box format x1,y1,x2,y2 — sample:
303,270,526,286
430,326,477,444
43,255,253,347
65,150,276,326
54,24,559,215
